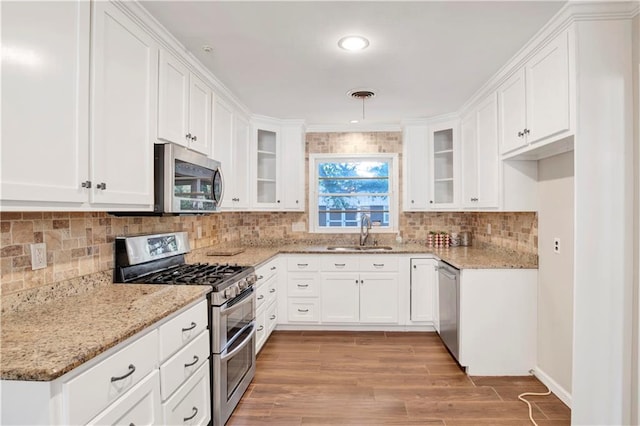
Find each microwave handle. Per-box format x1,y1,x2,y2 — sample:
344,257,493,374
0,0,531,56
214,167,225,206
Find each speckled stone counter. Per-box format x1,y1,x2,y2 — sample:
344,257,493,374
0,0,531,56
188,241,537,269
1,283,210,381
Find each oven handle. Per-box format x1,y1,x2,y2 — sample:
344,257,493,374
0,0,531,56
220,322,256,362
220,287,254,314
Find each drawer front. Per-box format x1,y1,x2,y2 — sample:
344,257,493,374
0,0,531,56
287,257,319,272
87,370,162,426
162,362,211,426
266,300,278,334
287,299,319,322
65,329,159,425
256,259,279,282
255,277,269,310
359,257,399,272
287,273,319,297
266,275,278,304
255,305,267,352
159,330,209,401
320,256,359,272
159,300,208,362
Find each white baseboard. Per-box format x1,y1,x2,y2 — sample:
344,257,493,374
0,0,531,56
533,366,572,408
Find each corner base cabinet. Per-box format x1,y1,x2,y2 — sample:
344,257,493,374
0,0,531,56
0,299,210,426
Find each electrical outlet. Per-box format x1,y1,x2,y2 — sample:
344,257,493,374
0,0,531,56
553,238,560,254
30,243,47,270
292,222,305,232
487,223,491,235
197,226,202,239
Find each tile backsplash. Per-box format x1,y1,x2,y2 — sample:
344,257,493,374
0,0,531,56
1,210,537,296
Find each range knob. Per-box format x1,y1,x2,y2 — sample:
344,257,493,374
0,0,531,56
238,279,247,290
224,286,237,299
246,274,257,285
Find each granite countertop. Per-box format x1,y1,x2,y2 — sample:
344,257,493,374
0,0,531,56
189,242,538,269
1,284,210,381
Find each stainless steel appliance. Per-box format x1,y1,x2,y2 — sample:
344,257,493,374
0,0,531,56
114,232,257,426
154,143,223,214
437,261,460,363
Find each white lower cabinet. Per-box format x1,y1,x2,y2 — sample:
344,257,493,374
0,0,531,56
410,258,438,323
87,370,162,426
287,299,320,322
255,258,280,352
162,363,210,426
0,298,209,426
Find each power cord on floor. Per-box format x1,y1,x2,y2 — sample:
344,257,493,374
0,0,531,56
518,369,551,426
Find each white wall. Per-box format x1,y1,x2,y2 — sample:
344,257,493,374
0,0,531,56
537,151,574,404
633,13,639,426
572,18,635,425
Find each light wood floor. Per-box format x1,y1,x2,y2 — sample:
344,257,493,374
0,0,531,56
227,331,571,425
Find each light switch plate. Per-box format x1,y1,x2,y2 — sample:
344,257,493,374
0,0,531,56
30,243,47,270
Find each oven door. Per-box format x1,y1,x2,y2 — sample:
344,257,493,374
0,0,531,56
213,288,256,353
212,322,256,426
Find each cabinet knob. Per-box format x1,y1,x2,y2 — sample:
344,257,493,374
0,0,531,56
186,133,192,140
277,200,280,203
192,135,197,141
296,200,299,204
517,131,524,137
96,182,107,190
81,180,92,189
429,200,434,204
411,200,415,204
524,128,530,135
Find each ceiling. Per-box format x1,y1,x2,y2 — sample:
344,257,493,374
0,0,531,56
141,1,566,127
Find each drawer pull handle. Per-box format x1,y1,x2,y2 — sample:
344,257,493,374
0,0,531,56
269,288,276,293
257,325,264,331
270,315,276,320
270,266,277,270
297,263,308,267
298,308,309,313
182,322,197,332
373,263,384,267
297,284,309,288
334,263,346,267
183,406,198,422
184,355,199,368
257,295,265,300
111,364,136,382
257,275,264,280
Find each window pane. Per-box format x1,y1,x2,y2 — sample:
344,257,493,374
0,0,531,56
318,178,389,194
318,195,389,210
318,161,388,178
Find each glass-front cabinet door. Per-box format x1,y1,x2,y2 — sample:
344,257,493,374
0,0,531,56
429,120,459,209
252,120,281,209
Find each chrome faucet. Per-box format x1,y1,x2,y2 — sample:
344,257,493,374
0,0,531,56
360,213,372,246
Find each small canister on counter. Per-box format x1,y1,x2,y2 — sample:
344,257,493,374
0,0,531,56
450,232,460,247
460,231,472,246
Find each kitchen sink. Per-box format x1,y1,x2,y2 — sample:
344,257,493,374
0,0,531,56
325,246,393,251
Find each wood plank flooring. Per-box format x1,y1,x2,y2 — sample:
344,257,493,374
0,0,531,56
227,331,570,425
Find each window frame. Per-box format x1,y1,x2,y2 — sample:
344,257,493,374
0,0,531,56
309,153,399,234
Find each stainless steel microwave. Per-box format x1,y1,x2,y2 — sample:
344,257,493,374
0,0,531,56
154,143,223,214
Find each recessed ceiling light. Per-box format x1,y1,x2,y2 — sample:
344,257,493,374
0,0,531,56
338,35,369,51
350,120,359,124
202,45,213,53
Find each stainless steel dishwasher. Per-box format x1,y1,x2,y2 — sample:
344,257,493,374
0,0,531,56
437,261,460,363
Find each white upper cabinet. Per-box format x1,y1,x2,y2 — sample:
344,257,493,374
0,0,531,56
428,120,460,209
232,114,251,210
158,50,212,155
1,0,157,211
1,0,90,208
250,118,305,211
402,125,430,211
461,94,499,209
90,1,157,208
280,124,305,211
498,28,573,158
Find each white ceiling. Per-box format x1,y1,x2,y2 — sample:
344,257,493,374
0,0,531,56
141,1,566,127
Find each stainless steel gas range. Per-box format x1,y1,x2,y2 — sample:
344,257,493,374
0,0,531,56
114,232,257,426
